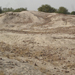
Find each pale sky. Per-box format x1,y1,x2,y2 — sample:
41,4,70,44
0,0,75,12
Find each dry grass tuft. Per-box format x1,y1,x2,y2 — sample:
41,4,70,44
67,63,75,68
13,73,18,75
0,71,5,75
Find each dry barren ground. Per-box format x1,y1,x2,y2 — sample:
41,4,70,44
0,11,75,75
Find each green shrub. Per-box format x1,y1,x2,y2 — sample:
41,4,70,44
38,4,56,13
71,11,75,15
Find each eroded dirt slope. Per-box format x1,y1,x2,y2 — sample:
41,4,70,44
0,11,75,75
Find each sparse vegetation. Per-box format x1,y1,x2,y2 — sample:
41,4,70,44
0,5,75,15
13,8,27,12
2,7,14,13
0,7,27,13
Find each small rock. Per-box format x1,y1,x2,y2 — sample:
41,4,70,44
35,63,38,66
65,71,69,73
0,58,2,60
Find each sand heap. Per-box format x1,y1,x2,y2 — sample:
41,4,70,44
0,11,75,30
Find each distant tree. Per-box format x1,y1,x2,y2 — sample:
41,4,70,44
0,7,2,14
71,11,75,15
57,7,68,14
13,8,27,12
3,7,14,12
38,4,56,13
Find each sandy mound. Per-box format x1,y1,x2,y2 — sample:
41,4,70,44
0,11,45,24
0,11,75,31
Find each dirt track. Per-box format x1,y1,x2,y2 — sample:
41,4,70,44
0,25,75,34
